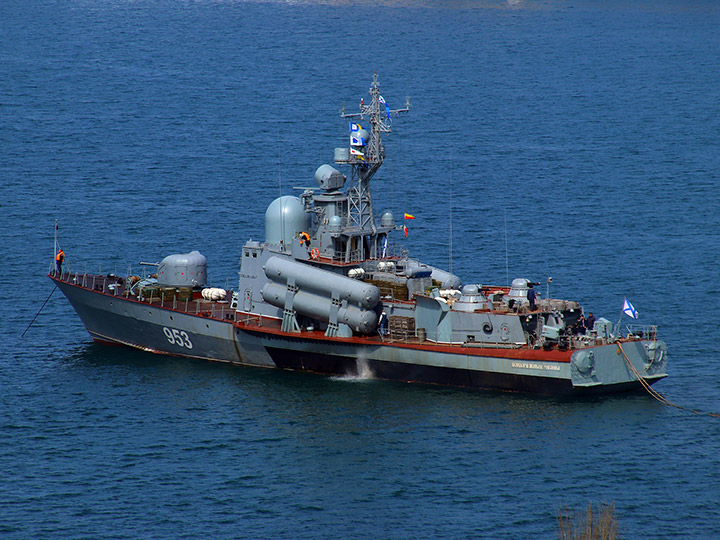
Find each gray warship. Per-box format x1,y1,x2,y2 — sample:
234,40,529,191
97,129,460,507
49,74,667,394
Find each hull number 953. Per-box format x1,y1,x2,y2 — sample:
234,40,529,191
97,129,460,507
163,327,193,349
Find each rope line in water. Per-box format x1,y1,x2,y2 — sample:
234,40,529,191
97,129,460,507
21,285,57,338
617,342,719,418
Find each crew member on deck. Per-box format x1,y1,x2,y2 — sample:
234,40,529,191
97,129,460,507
56,248,65,276
575,314,587,335
299,231,311,246
378,309,388,336
586,312,595,331
527,286,536,311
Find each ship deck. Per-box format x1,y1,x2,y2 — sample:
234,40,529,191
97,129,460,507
50,270,237,320
49,270,652,363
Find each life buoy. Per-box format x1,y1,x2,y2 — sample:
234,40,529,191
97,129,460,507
310,248,319,260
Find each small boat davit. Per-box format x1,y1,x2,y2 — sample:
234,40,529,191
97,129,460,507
49,74,667,395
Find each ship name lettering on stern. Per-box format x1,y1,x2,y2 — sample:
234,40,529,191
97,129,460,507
511,361,560,371
163,327,194,349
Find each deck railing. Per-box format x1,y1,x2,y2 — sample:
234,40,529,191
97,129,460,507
624,324,658,340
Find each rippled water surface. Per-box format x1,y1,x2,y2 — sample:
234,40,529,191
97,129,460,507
2,0,719,538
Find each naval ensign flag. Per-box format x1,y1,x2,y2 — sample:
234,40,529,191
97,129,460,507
622,298,638,319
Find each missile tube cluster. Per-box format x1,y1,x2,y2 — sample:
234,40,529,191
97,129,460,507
261,257,381,333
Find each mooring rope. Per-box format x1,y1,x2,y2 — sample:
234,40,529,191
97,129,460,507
617,341,719,418
21,285,57,338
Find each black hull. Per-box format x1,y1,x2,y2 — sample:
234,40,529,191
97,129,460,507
265,346,650,396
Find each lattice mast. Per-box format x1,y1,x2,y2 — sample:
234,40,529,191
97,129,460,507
341,72,410,239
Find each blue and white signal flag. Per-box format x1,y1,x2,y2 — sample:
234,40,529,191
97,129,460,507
622,298,638,319
350,134,366,146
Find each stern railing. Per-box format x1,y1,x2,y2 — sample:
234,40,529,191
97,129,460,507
624,324,658,340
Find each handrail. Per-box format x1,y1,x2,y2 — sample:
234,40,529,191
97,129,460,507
625,324,658,340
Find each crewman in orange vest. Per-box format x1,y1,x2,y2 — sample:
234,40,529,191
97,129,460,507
56,248,65,276
299,231,311,246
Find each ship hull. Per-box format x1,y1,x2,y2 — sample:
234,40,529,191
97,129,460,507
53,276,666,395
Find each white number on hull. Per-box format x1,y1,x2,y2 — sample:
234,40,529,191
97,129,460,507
162,327,193,349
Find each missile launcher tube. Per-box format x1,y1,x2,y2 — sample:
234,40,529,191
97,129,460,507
428,266,462,290
264,256,380,309
261,282,378,333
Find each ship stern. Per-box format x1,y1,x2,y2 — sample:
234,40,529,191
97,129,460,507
570,339,668,392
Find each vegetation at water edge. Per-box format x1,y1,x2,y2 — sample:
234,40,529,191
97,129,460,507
557,502,619,540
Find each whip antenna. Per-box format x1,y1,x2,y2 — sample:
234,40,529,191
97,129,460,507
504,208,509,286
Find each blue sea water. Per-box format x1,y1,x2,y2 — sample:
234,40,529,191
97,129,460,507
2,0,720,538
